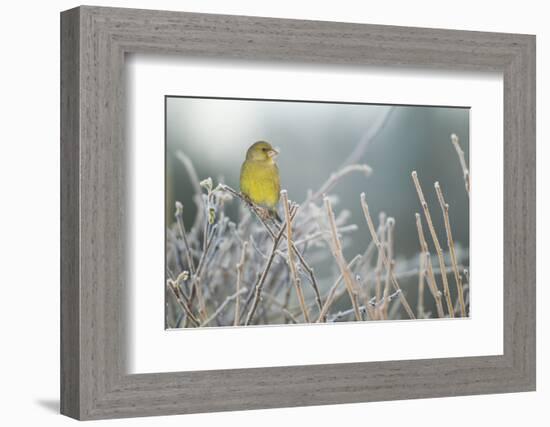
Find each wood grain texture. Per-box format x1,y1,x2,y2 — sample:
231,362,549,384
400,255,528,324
60,6,536,420
60,7,80,419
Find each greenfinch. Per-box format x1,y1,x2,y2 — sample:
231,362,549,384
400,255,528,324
240,141,281,221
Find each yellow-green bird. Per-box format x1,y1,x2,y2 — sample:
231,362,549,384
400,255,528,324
240,141,281,221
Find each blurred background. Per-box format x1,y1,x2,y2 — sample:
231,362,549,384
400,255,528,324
166,97,469,259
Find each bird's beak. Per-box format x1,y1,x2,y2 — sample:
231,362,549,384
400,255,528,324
268,148,279,158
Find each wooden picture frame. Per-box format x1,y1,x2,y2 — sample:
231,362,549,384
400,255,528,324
60,5,536,420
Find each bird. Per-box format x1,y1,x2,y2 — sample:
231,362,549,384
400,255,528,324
240,141,282,222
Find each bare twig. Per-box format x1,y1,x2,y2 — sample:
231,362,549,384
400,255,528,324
435,182,467,317
360,193,416,319
340,107,395,167
305,164,372,205
381,217,395,319
450,133,470,197
378,264,464,281
245,208,296,326
282,191,310,323
374,212,387,312
324,196,363,321
417,251,426,318
317,254,362,322
294,224,357,246
329,287,402,322
289,242,323,314
411,171,454,317
282,272,293,324
356,269,377,321
194,277,207,322
174,201,196,275
328,305,368,323
357,237,378,278
167,279,200,327
425,252,445,318
263,293,301,324
415,213,445,318
188,222,218,322
387,289,403,320
201,287,249,327
234,241,248,326
374,289,403,309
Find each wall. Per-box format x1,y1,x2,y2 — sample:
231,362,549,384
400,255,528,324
0,0,546,425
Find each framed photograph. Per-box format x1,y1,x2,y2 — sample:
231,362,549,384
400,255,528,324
61,6,535,420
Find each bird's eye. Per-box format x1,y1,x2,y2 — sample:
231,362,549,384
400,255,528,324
262,148,268,151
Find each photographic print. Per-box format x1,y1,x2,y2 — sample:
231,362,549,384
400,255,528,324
165,96,470,328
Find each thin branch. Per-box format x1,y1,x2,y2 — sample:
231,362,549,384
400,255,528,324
415,213,445,318
194,277,207,322
411,171,454,317
340,107,395,167
387,289,403,320
245,208,296,326
317,254,362,322
373,289,403,309
381,217,395,319
289,241,323,314
282,272,293,324
374,212,387,314
329,288,402,323
304,164,372,205
324,196,363,321
294,224,358,246
357,237,378,277
263,293,301,324
382,264,465,281
450,133,470,197
356,270,376,321
234,241,248,326
344,260,466,286
174,201,196,275
328,305,369,323
281,191,310,323
167,279,200,327
435,182,467,317
360,193,416,319
188,222,218,321
425,252,445,318
417,251,426,318
201,287,249,327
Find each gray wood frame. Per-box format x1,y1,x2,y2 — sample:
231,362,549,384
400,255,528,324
60,5,536,420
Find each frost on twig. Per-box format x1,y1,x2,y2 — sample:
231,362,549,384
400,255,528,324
411,171,454,318
435,182,467,317
450,133,470,197
360,193,416,320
